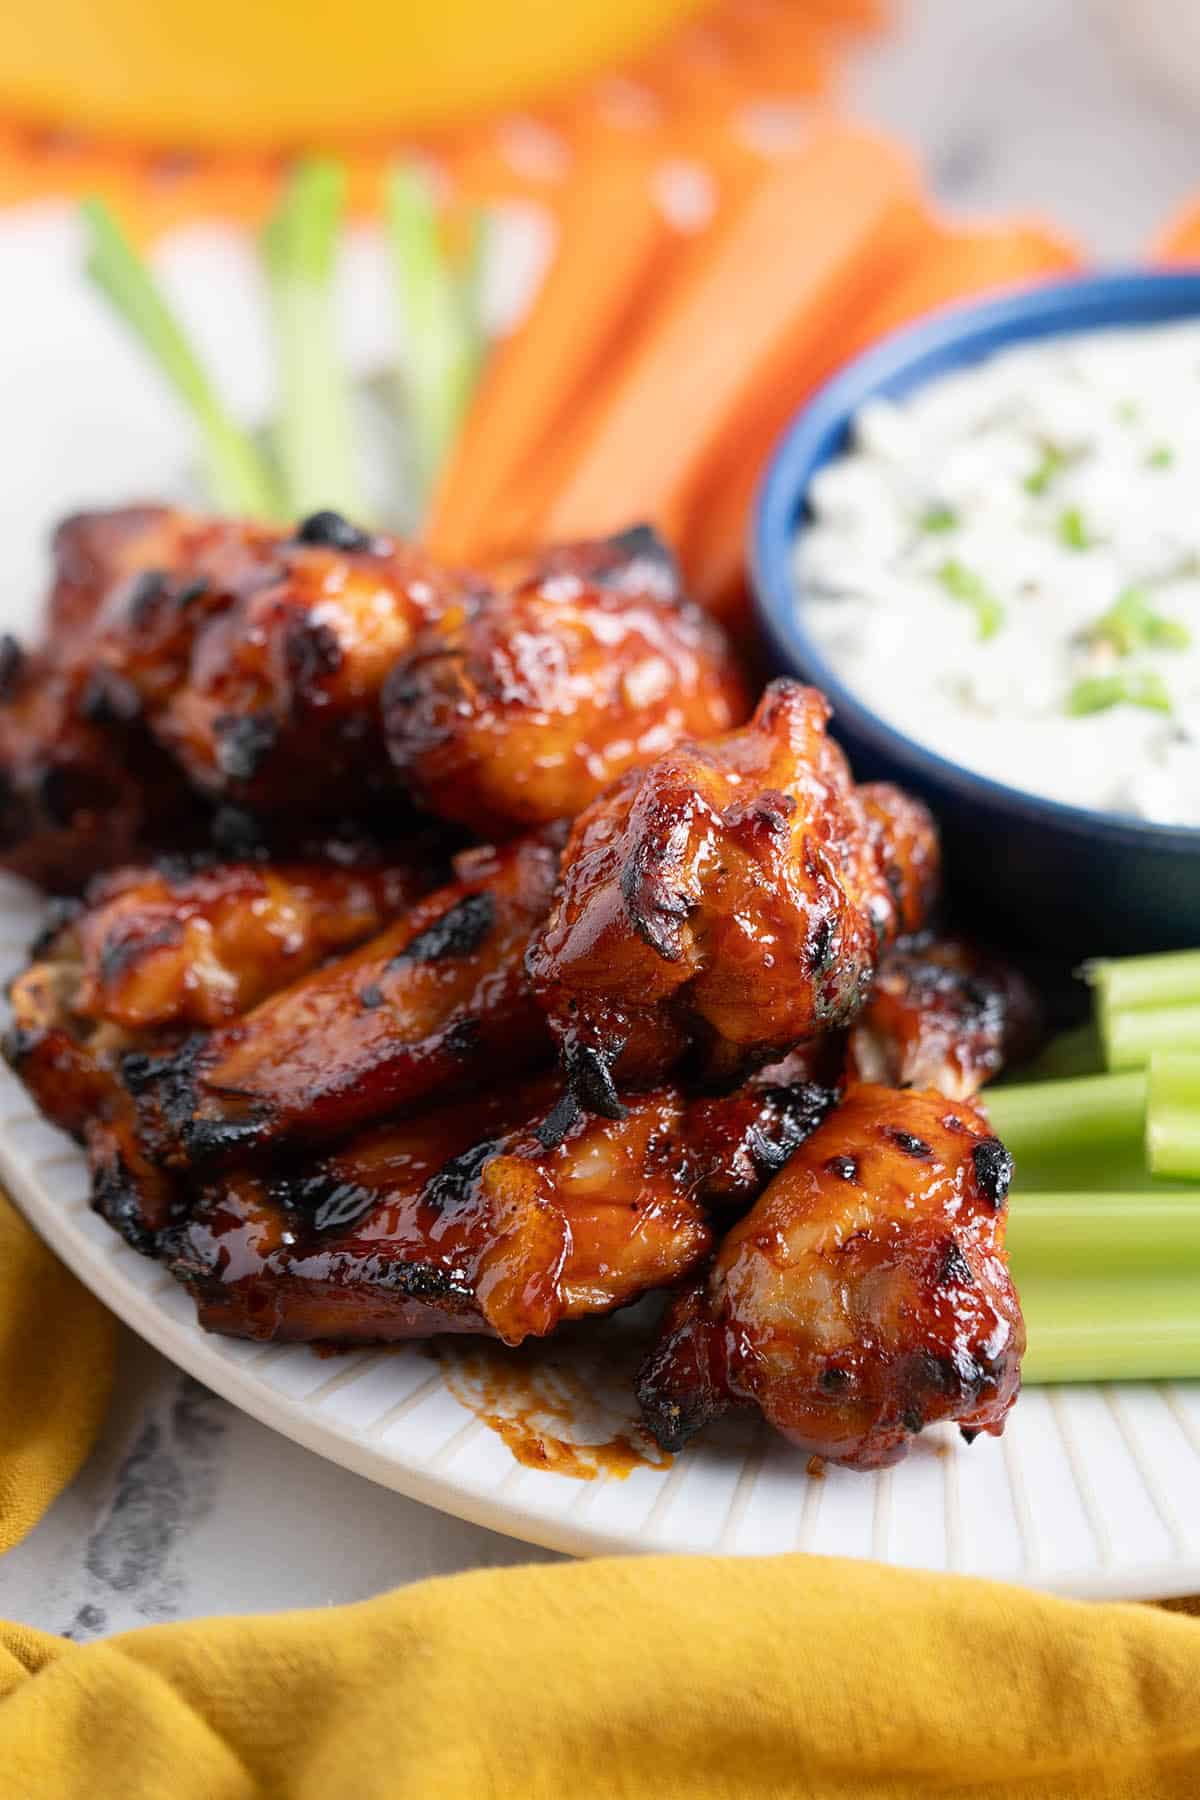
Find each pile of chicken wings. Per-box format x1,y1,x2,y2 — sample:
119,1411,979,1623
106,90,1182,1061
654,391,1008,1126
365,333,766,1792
0,507,1037,1470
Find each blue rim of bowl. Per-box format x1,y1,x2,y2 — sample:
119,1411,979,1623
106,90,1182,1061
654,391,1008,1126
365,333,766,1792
751,267,1200,849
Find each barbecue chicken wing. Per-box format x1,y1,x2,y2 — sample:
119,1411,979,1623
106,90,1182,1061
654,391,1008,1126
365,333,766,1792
0,507,475,861
383,527,748,835
850,936,1042,1100
637,1085,1023,1468
527,680,940,1112
163,1054,843,1345
0,636,205,892
140,830,564,1167
4,853,432,1135
5,850,437,1251
167,1078,713,1344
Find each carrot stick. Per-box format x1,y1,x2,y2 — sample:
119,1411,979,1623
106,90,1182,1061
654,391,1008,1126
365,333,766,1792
685,219,1083,622
533,125,927,551
425,137,677,564
1150,199,1200,264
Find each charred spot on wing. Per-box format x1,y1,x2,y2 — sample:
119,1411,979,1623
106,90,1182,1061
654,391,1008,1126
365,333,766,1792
747,1082,837,1179
78,669,142,728
885,1127,932,1159
443,1014,483,1060
210,805,271,861
937,1238,974,1286
619,842,690,961
279,1175,377,1234
381,1260,469,1303
807,912,837,976
123,568,169,628
824,1152,859,1182
599,524,682,598
395,891,496,965
972,1136,1013,1209
91,1154,159,1257
30,895,83,959
99,917,185,984
119,1047,174,1096
294,511,375,553
563,1038,627,1120
422,1139,502,1213
213,711,281,783
285,617,345,686
0,634,26,703
533,1090,581,1151
183,1110,272,1164
2,1024,39,1069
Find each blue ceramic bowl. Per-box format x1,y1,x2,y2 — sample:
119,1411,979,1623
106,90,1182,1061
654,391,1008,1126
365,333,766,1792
752,270,1200,955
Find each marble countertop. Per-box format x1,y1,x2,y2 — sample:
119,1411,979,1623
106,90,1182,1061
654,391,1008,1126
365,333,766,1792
4,0,1200,1636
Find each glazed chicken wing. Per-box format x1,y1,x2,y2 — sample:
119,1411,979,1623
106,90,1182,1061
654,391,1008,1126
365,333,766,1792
141,830,563,1167
849,936,1043,1100
167,1078,713,1345
0,506,475,865
637,1085,1023,1468
527,680,940,1112
383,527,748,834
4,853,432,1134
5,850,437,1251
0,638,206,892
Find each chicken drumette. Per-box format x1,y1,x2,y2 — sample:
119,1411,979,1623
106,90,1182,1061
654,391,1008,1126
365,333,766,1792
637,1084,1024,1469
527,680,939,1113
849,935,1042,1100
383,527,748,835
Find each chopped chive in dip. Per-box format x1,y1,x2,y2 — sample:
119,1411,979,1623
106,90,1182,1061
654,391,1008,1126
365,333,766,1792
1147,445,1174,469
1067,671,1172,717
1024,444,1066,495
1086,587,1191,657
920,502,958,533
1057,506,1093,551
1116,399,1140,424
936,559,1004,640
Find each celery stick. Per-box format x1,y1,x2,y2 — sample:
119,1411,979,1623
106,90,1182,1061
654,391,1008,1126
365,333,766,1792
458,206,493,393
1146,1053,1200,1178
984,1071,1147,1164
386,164,479,508
1104,1002,1200,1071
262,159,365,521
1009,1192,1200,1275
1021,1275,1200,1384
81,197,282,518
1085,948,1200,1018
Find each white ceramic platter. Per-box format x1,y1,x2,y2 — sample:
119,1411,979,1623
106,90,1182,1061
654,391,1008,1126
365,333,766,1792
4,203,1200,1599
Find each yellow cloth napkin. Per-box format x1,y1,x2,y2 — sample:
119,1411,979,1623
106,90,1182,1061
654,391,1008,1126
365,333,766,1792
0,1193,115,1552
5,1185,1200,1798
2,1555,1200,1797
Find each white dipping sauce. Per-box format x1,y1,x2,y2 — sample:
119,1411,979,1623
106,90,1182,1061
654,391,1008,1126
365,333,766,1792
797,320,1200,825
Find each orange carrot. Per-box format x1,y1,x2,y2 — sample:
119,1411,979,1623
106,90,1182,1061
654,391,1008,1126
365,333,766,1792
1150,199,1200,265
684,219,1084,622
533,125,928,552
425,137,678,565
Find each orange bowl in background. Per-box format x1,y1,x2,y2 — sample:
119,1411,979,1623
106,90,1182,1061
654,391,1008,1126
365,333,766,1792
1,0,706,149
